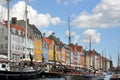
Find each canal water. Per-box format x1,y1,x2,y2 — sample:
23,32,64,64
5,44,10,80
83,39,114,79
37,76,91,80
38,78,65,80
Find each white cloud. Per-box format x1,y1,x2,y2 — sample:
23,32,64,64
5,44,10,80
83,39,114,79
72,0,120,28
56,0,83,5
0,1,61,28
0,0,6,5
82,29,101,44
56,0,61,4
65,30,80,44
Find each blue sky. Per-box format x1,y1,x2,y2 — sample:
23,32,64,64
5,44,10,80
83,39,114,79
0,0,120,67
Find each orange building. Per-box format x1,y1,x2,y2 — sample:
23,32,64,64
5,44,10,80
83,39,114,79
61,46,66,64
77,45,83,68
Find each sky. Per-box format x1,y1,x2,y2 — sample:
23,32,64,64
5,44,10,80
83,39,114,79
0,0,120,67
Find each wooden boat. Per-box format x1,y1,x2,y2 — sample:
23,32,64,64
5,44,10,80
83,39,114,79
0,0,43,79
0,58,44,79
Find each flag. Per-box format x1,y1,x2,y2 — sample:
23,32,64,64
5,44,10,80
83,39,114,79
1,20,6,25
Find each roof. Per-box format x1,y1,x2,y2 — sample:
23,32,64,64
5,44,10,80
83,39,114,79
48,33,64,48
70,45,77,51
77,46,83,52
44,38,53,45
1,20,25,32
16,20,42,38
11,24,25,32
29,24,42,38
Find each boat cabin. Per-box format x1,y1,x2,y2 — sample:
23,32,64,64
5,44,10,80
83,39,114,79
0,55,10,71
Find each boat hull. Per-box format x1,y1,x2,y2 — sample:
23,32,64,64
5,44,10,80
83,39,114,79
0,70,40,80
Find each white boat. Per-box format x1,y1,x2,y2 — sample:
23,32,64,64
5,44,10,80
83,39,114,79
91,71,113,80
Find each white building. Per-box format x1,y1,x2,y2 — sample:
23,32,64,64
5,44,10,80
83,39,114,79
0,19,34,62
0,21,9,58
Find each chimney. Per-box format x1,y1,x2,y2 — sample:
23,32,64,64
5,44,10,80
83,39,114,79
27,19,29,24
58,38,60,41
76,43,78,46
52,32,55,36
43,33,46,38
11,17,17,24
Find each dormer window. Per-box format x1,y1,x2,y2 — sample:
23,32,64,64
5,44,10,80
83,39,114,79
2,28,4,31
22,32,25,36
18,30,21,35
12,28,16,34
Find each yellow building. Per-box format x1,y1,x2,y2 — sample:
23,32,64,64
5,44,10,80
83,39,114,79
48,40,55,61
86,51,91,68
34,37,42,61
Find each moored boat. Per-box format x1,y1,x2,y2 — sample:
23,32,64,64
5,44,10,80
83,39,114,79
0,0,44,79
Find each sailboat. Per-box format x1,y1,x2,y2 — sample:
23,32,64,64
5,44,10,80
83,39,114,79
0,0,44,79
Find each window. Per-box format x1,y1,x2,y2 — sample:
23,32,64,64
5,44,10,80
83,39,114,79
12,28,16,34
18,30,21,35
5,44,8,49
12,45,14,50
2,28,4,31
1,44,3,49
2,64,6,68
5,36,8,40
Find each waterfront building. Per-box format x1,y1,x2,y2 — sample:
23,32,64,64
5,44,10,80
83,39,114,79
77,45,83,69
60,44,66,65
0,20,25,61
15,18,34,60
70,44,78,69
33,35,42,61
30,25,42,61
97,54,102,70
48,33,64,63
65,45,71,68
0,18,113,72
85,50,91,69
0,21,9,58
81,49,86,68
16,18,42,61
43,33,49,62
70,47,74,68
45,37,54,61
94,52,101,70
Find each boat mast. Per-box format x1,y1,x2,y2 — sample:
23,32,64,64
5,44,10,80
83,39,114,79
105,48,106,71
89,35,91,68
7,0,11,60
68,16,71,67
118,52,120,70
25,0,28,59
68,16,71,45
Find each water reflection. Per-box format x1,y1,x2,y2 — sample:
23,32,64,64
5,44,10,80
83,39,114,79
38,78,65,80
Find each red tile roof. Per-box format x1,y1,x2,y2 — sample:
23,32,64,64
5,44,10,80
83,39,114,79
77,46,83,52
44,38,52,45
2,20,25,32
11,24,25,32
